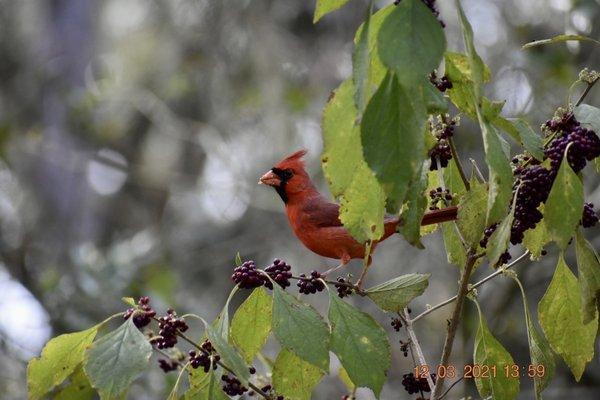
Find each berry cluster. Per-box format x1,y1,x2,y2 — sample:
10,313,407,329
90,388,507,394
334,277,354,298
428,114,459,171
123,296,156,329
582,202,599,228
399,340,409,357
221,375,248,396
151,309,189,349
429,187,452,210
544,112,600,172
429,71,453,92
391,317,402,332
509,165,553,245
401,373,436,394
429,140,452,170
297,271,326,294
264,259,293,289
158,358,179,373
231,261,265,289
298,270,325,294
189,340,220,372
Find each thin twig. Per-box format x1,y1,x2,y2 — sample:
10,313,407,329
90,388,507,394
289,276,366,296
469,158,486,182
430,251,477,399
448,137,470,191
438,376,465,400
402,308,435,392
575,77,598,107
411,251,529,323
175,331,273,399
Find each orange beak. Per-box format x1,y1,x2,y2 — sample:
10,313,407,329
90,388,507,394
259,170,281,186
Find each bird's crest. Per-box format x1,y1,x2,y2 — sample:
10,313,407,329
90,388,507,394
274,149,308,170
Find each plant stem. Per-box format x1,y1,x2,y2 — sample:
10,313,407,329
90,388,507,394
402,308,435,392
448,137,470,191
430,251,477,399
437,376,464,400
411,251,529,323
575,77,598,107
175,331,273,400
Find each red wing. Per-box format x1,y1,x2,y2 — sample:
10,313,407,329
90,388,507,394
302,199,343,228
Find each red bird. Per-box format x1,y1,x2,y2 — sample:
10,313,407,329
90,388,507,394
259,150,457,276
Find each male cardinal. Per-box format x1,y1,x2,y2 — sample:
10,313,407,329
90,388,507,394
259,150,457,274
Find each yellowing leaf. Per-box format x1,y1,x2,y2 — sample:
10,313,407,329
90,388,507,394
230,287,272,362
28,325,98,400
272,349,324,400
538,255,598,381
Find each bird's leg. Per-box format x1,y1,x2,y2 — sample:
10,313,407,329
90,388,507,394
321,254,351,277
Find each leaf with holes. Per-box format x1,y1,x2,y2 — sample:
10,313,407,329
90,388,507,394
329,292,390,397
272,285,330,371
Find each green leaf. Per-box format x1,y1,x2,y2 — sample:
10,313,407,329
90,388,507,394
272,349,325,400
377,0,446,86
353,5,394,97
510,119,545,160
271,285,330,371
522,213,550,260
339,162,386,243
314,0,351,23
321,78,363,197
365,273,429,313
54,366,96,400
487,192,516,267
457,179,488,247
84,318,152,399
575,230,600,324
471,299,520,400
510,275,555,399
121,297,136,307
399,162,429,248
574,104,600,133
328,292,390,397
353,2,372,116
186,366,229,400
538,255,598,381
320,78,386,243
424,81,448,114
361,71,427,211
27,324,98,400
230,287,272,362
444,52,490,117
545,154,584,250
216,286,238,339
481,120,513,225
338,366,355,392
522,34,600,49
235,252,242,266
442,223,467,267
443,158,468,198
456,0,486,100
205,323,250,385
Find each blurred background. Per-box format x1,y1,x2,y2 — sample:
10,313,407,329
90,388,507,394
0,0,599,399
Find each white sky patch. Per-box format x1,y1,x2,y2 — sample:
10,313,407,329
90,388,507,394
86,148,128,196
571,10,591,34
493,68,533,116
103,0,149,37
0,268,51,359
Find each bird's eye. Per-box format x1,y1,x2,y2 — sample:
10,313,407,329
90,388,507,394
282,169,294,180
